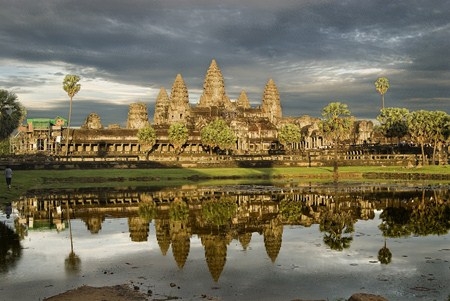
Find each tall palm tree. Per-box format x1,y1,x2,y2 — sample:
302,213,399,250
65,202,81,273
0,89,25,140
319,102,353,181
378,238,392,264
63,75,81,157
374,77,390,110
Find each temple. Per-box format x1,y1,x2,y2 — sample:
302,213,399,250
11,59,373,158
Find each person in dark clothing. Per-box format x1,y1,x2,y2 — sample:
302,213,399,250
5,165,12,189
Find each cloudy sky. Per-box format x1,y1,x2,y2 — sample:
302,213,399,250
1,0,449,126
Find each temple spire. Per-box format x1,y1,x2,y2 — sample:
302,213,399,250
237,90,251,109
168,74,191,123
261,78,282,124
153,87,170,125
198,59,232,109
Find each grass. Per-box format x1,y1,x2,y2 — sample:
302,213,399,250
1,165,449,205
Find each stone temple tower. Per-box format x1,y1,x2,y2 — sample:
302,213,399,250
153,87,170,125
127,102,149,129
236,90,251,109
261,79,282,124
198,59,232,109
168,74,191,123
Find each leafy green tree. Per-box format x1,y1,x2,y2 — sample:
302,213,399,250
0,139,10,155
408,110,433,165
278,123,301,152
374,77,390,109
137,125,157,153
63,75,81,157
319,102,353,178
168,122,189,154
200,118,236,154
427,111,449,163
443,115,450,141
376,107,409,143
0,89,25,140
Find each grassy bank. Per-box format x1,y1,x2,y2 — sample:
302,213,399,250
1,165,449,205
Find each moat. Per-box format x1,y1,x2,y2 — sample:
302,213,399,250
1,181,449,301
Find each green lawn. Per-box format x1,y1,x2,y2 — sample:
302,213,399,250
1,165,449,205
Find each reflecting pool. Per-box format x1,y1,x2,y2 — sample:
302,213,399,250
1,183,449,301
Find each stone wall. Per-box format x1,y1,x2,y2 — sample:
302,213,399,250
4,153,443,173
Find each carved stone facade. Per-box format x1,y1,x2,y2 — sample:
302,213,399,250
198,59,232,109
81,113,103,130
261,79,282,124
153,60,283,126
150,59,285,154
168,74,191,124
153,87,170,125
12,59,374,157
236,91,251,109
127,103,149,129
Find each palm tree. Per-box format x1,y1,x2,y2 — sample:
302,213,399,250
0,89,26,140
378,239,392,264
319,102,353,181
64,202,81,273
63,75,81,157
374,77,390,110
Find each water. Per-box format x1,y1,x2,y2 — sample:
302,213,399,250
1,183,449,301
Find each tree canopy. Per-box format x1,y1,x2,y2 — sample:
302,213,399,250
200,118,236,154
319,102,352,144
408,110,433,165
0,89,25,140
426,110,449,163
278,123,301,151
63,75,81,99
137,125,157,151
63,74,81,156
319,210,355,251
319,102,353,177
168,122,189,153
374,77,390,109
376,107,409,143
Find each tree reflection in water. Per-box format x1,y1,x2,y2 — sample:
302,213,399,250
65,251,81,274
378,238,392,265
0,222,22,272
64,203,81,274
320,210,355,251
379,190,450,238
4,185,450,282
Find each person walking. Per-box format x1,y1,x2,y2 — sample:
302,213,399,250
5,165,12,189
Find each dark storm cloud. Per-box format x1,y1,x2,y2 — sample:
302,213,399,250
27,99,134,127
0,0,449,123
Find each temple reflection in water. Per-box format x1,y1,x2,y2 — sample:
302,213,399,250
6,185,450,281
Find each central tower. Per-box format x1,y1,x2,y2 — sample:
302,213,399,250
198,59,232,109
